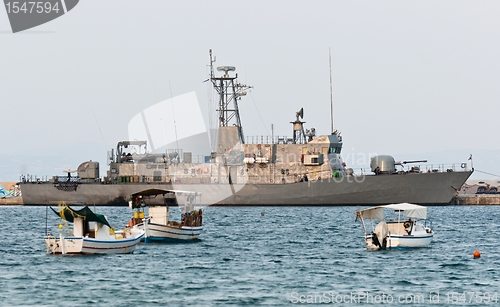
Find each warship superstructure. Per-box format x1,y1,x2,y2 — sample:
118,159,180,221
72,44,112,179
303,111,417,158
20,51,473,206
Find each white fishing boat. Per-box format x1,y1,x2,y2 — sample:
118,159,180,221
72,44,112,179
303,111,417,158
127,189,203,242
45,203,145,255
355,203,434,250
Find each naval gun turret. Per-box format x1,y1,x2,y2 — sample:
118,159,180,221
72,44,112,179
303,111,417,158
370,155,428,174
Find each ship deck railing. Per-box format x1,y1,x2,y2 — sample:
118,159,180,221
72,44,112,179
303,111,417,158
245,135,298,145
349,162,470,176
19,161,470,185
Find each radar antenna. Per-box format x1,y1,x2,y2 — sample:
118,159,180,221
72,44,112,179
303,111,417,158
209,49,252,144
291,108,307,144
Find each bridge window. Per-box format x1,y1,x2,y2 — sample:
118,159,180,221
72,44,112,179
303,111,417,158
329,147,342,154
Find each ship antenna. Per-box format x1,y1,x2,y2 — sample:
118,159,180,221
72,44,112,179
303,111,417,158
150,80,160,150
90,107,108,154
208,49,217,151
169,80,180,155
329,47,334,134
209,49,252,144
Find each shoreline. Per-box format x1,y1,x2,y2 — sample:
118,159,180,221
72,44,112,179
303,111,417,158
0,197,23,206
2,194,500,206
451,194,500,205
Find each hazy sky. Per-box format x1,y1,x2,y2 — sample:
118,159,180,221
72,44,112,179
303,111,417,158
1,1,499,181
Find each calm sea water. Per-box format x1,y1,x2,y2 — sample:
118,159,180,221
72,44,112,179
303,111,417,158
1,205,499,306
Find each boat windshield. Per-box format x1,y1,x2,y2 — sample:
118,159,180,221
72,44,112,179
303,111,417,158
386,210,411,223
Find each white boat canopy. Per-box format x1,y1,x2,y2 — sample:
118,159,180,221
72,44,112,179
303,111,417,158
356,203,428,220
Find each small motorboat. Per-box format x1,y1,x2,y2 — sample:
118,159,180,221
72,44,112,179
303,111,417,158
127,189,203,242
355,203,434,250
45,203,144,255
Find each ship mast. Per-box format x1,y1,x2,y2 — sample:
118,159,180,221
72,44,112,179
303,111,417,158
209,49,252,144
329,47,334,134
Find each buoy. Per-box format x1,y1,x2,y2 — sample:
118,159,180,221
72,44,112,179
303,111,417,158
58,224,63,229
473,250,481,258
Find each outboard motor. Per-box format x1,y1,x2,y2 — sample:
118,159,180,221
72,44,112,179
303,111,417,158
381,237,387,249
371,232,381,247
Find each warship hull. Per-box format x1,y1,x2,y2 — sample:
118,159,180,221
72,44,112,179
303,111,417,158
21,170,471,206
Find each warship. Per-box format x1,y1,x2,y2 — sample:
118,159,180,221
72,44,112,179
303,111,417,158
20,50,473,206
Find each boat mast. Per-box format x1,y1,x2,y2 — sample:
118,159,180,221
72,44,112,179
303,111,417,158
209,49,252,144
329,47,334,134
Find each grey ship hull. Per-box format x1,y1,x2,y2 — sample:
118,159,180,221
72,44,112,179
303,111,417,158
21,170,471,206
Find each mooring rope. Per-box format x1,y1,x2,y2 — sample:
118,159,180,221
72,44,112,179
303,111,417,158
474,169,500,178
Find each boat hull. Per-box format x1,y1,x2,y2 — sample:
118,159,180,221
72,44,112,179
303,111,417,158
388,234,433,248
365,234,433,249
45,232,144,254
137,223,203,241
23,170,471,206
365,233,434,249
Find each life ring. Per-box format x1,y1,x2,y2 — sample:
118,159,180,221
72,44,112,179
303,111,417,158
461,163,466,169
196,168,202,175
404,221,411,228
